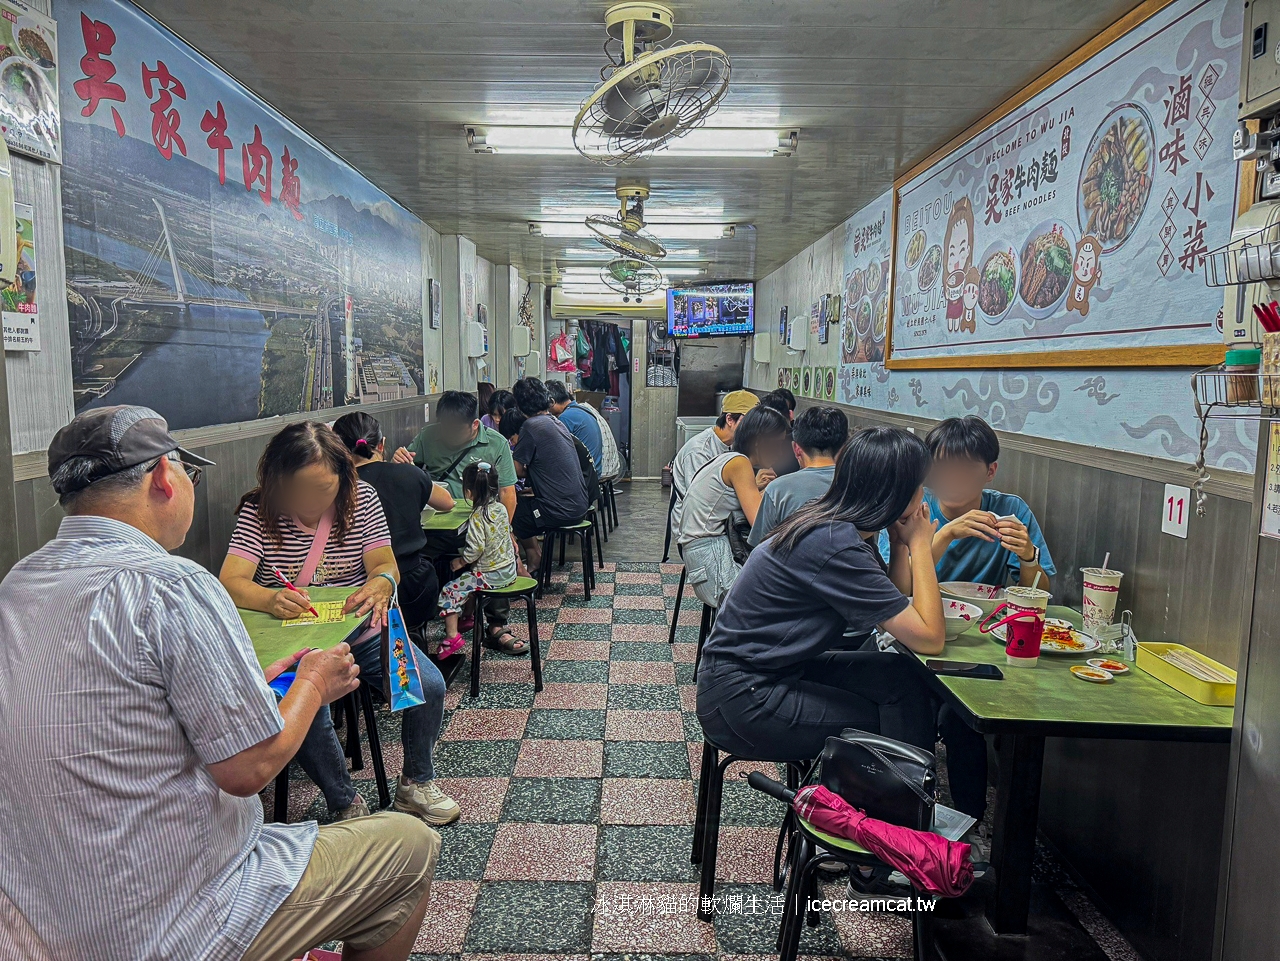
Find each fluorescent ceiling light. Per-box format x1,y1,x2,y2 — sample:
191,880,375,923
559,266,703,278
541,202,725,219
531,222,734,240
468,126,797,158
560,247,702,260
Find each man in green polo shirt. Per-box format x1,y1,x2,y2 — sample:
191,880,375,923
394,391,524,652
395,391,518,512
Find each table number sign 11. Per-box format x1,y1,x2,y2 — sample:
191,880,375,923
1162,484,1190,539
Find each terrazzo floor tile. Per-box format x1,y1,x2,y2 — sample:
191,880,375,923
614,571,663,584
611,641,675,661
604,741,692,779
610,660,678,685
458,683,537,710
546,640,610,661
501,777,602,823
672,643,699,664
713,827,783,883
413,881,480,952
532,682,609,710
434,777,510,822
610,623,673,642
597,825,697,881
551,623,616,642
541,659,611,683
717,780,787,827
613,609,672,625
675,663,697,684
524,708,607,740
600,778,695,825
609,683,681,711
435,824,498,880
463,882,595,953
463,885,596,957
710,883,843,956
557,607,615,623
615,581,665,595
462,955,589,961
484,823,598,881
441,709,530,742
434,740,521,778
478,659,543,684
678,609,705,626
514,739,604,778
592,881,717,953
679,685,698,712
605,709,686,741
825,887,914,959
613,595,669,609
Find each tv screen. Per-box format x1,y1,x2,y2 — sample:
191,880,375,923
667,282,754,338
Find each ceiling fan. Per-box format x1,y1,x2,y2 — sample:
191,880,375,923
586,183,667,261
573,2,731,165
600,257,664,302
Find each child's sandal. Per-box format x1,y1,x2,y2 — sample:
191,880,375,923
438,634,466,659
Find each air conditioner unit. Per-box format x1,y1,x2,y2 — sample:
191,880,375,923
464,320,487,357
752,332,771,363
511,325,532,356
786,314,808,352
551,286,665,319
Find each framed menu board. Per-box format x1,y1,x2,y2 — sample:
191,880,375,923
887,0,1240,369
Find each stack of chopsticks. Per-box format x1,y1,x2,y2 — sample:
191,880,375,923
1157,648,1235,684
1253,301,1280,333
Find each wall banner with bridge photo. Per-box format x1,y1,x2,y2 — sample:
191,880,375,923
889,0,1241,370
57,0,426,430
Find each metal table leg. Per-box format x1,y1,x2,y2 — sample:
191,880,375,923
986,732,1045,935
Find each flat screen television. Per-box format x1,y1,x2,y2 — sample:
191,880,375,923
667,281,754,338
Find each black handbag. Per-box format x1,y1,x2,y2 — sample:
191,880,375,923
818,728,937,830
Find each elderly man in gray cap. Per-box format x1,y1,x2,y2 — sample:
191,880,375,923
0,406,440,961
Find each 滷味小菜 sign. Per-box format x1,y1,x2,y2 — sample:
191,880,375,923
889,0,1240,369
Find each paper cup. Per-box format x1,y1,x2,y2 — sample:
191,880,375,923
1004,587,1050,668
1080,568,1123,635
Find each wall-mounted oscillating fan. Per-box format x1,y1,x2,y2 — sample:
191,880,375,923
573,2,731,165
600,258,664,301
587,183,667,261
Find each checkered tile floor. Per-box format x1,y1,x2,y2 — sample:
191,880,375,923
264,558,1138,961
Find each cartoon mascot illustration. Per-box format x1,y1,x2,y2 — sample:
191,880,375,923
1066,235,1103,318
961,266,980,334
943,197,975,333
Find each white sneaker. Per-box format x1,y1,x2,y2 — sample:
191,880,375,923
394,776,461,825
336,794,370,820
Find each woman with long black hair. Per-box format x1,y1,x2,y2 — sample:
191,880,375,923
696,426,946,760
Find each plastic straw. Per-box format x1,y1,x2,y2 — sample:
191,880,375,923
1102,552,1111,571
1032,571,1042,591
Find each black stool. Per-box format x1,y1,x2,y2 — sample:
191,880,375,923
601,477,619,530
691,737,809,921
667,565,686,645
271,681,390,822
538,518,596,600
661,485,677,563
470,575,543,698
560,508,604,570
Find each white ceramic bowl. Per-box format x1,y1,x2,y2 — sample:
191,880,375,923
940,581,1007,617
943,599,983,639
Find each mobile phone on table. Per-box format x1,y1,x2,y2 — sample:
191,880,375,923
926,659,1004,680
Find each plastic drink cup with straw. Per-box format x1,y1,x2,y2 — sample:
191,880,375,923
1081,553,1123,636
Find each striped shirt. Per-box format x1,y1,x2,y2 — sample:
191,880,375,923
228,480,392,588
0,515,316,960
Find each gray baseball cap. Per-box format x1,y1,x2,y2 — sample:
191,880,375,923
48,405,215,495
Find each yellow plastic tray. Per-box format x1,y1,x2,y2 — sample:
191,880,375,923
1136,643,1237,706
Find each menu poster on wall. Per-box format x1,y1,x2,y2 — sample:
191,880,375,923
840,190,892,367
778,304,787,342
58,0,426,430
890,0,1241,367
429,278,441,329
1263,422,1280,539
1,201,35,349
0,1,59,163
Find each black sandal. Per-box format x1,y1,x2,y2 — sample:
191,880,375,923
484,628,529,656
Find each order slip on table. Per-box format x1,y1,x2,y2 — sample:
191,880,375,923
238,587,391,816
903,606,1233,961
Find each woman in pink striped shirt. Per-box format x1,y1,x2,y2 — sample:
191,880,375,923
220,422,459,825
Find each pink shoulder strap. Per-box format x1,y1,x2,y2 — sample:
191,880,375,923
294,507,334,588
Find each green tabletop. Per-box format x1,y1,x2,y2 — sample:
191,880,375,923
915,606,1233,741
237,586,371,670
422,499,472,532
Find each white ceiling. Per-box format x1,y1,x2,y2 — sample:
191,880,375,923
137,0,1143,285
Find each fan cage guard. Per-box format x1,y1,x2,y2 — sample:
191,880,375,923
600,259,665,295
573,42,731,165
586,213,668,261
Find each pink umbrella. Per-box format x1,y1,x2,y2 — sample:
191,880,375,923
792,783,973,897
